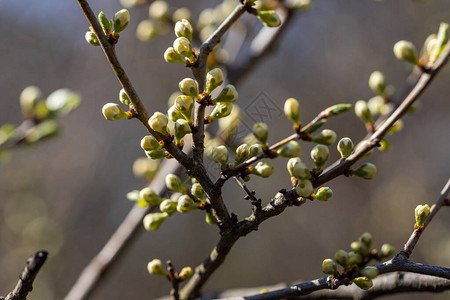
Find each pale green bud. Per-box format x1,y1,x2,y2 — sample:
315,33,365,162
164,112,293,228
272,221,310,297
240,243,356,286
353,277,373,290
98,11,112,34
368,71,386,95
126,190,140,202
352,163,377,180
137,20,158,41
234,144,249,165
102,103,127,120
212,145,229,166
165,174,184,192
415,204,430,228
149,0,169,20
313,187,333,201
218,104,241,135
46,89,81,116
25,120,59,143
291,162,311,180
148,112,169,135
114,9,130,33
359,232,373,249
429,22,449,63
168,105,184,122
253,123,269,144
85,31,100,46
209,102,232,119
164,47,186,64
393,40,418,64
347,251,362,266
173,37,192,58
205,212,217,225
277,141,301,157
321,259,338,275
20,86,41,112
177,195,198,213
206,68,224,94
303,119,326,134
253,161,274,178
295,179,313,197
361,266,378,279
141,135,161,151
175,95,193,122
179,266,193,280
424,34,437,58
174,119,192,142
257,10,281,27
159,199,178,215
132,157,159,181
191,183,204,200
173,8,192,23
354,100,372,124
351,241,370,257
337,137,354,159
326,104,353,117
119,88,131,106
380,243,395,259
310,144,329,169
248,144,263,158
312,129,337,146
367,96,385,116
179,78,198,97
287,157,302,177
334,250,349,268
387,119,403,135
147,259,167,276
284,98,300,125
143,212,168,231
175,19,193,42
145,149,167,160
213,84,238,103
139,187,162,205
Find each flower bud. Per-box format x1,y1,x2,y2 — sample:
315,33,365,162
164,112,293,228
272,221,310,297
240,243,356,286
337,137,354,158
164,47,186,63
139,187,162,205
113,9,130,33
85,31,100,46
46,89,81,116
205,212,217,225
213,84,238,103
179,78,198,97
212,145,229,166
143,212,168,231
295,179,313,197
277,141,301,157
312,129,337,146
380,243,395,259
326,103,353,117
175,95,193,122
368,71,386,95
177,195,198,213
20,86,41,113
145,149,167,160
253,161,274,178
287,157,302,177
321,259,337,275
234,144,249,165
359,232,373,249
179,266,193,281
284,98,300,125
148,112,169,135
168,105,184,122
393,40,418,64
137,20,158,41
354,100,372,124
159,199,178,215
310,144,329,169
206,68,224,94
174,119,192,142
334,250,349,268
303,119,326,134
253,123,269,144
173,37,192,58
119,88,131,106
351,241,370,257
248,143,263,158
347,251,362,266
257,10,281,27
361,266,378,279
313,187,333,201
191,183,204,200
175,19,193,42
429,22,449,63
98,11,112,34
352,163,377,180
352,277,373,290
149,1,169,20
209,102,233,119
141,135,161,151
291,162,311,180
102,103,127,120
415,204,430,228
133,157,159,181
367,96,385,116
147,259,167,276
165,174,185,192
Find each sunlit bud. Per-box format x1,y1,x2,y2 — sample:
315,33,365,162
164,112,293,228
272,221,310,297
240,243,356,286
165,174,185,192
361,266,378,279
140,135,161,151
179,78,198,97
168,105,184,122
248,144,263,158
257,10,281,27
170,192,182,202
173,8,192,22
118,88,131,106
334,250,349,268
148,112,169,135
292,162,311,180
164,47,186,63
20,86,42,112
173,37,192,58
147,259,167,276
387,119,403,135
326,104,353,117
174,119,192,142
234,144,249,165
145,149,167,160
313,187,333,201
284,98,300,125
253,123,269,144
354,100,372,124
132,157,159,181
351,241,370,257
179,266,193,281
303,119,327,134
367,96,385,116
175,95,193,122
368,71,386,95
137,20,158,41
337,137,354,158
191,183,204,200
213,84,238,103
175,19,193,42
253,161,274,178
393,40,418,64
277,141,301,157
352,163,377,180
429,22,449,63
296,179,313,197
310,144,329,169
347,251,362,265
287,157,301,176
102,103,127,120
321,259,338,275
114,9,130,33
212,145,229,167
126,190,140,202
25,120,59,143
139,187,162,205
143,212,168,231
209,102,232,119
177,195,198,213
380,243,395,259
85,31,100,46
312,129,337,146
218,104,241,135
352,277,373,290
205,212,217,225
149,0,169,20
159,199,178,215
46,89,81,116
206,68,224,94
98,11,112,34
415,204,430,228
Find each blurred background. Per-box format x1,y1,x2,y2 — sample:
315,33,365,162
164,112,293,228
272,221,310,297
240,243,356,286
0,0,449,299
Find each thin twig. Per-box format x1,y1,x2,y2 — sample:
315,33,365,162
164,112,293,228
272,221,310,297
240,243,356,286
167,261,180,300
233,176,258,202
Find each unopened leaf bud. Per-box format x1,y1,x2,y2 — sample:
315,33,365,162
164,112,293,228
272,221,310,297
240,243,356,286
352,163,377,180
98,11,112,34
175,95,193,122
209,102,233,119
114,9,130,33
177,195,198,213
137,20,158,41
248,143,263,158
253,161,274,178
361,266,378,279
119,88,131,106
347,251,362,266
213,84,238,103
359,232,373,249
310,144,329,169
284,98,300,125
149,0,170,20
334,250,349,268
351,241,370,257
327,104,353,117
368,71,386,95
173,37,192,58
291,162,311,180
164,47,186,63
174,119,192,143
175,19,193,42
206,68,224,94
139,187,162,205
148,112,169,135
355,100,372,124
303,119,326,134
296,179,313,197
415,204,430,228
141,135,161,151
179,266,193,280
257,10,281,27
143,212,168,231
277,141,301,157
287,157,301,177
352,277,373,290
234,144,249,165
393,40,418,64
179,78,198,97
205,212,217,225
212,145,229,167
20,86,41,112
312,129,337,146
159,199,178,215
191,183,204,200
313,187,333,201
165,174,185,192
145,149,167,160
253,123,269,144
147,259,167,276
85,31,100,46
337,137,354,158
380,243,395,259
102,103,127,120
321,259,338,275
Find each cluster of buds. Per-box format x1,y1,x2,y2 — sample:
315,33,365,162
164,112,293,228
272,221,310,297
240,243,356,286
126,186,163,208
147,258,193,282
85,9,130,46
164,19,196,64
